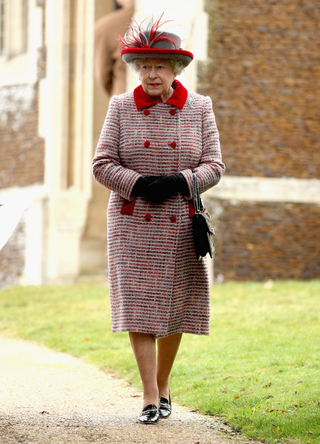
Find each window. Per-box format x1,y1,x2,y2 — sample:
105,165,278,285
0,0,42,87
0,0,5,56
0,0,28,59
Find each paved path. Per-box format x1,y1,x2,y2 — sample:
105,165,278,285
0,337,252,443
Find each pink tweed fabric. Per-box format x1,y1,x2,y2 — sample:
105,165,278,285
92,82,225,338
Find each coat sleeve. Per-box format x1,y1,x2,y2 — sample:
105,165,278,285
92,95,141,201
180,96,225,198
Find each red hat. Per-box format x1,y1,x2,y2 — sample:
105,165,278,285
119,15,193,68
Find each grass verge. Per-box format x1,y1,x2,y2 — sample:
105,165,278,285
0,280,319,443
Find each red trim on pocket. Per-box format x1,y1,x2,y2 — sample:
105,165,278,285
188,200,195,218
120,199,136,215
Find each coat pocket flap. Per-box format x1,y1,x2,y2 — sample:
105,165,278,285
120,198,136,215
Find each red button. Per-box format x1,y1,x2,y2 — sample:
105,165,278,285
145,213,152,221
170,109,176,115
171,215,177,223
144,109,150,115
170,141,177,148
144,140,150,148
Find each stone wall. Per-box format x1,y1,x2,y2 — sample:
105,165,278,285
199,0,320,281
198,0,320,178
0,13,46,287
0,83,45,188
212,200,320,282
0,81,44,286
0,220,25,289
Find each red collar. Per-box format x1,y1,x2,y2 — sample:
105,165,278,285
133,80,188,110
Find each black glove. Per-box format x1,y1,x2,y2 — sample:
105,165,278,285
144,174,188,204
132,176,156,197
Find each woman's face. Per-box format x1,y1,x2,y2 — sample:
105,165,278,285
138,58,175,102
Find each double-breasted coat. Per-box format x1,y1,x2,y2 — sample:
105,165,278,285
92,80,225,338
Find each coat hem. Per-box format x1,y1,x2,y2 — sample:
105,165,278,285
111,327,210,339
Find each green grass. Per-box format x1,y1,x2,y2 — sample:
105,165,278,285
0,280,319,444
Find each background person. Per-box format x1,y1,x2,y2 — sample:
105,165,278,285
94,0,135,96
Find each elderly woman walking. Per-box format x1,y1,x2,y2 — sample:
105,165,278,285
92,14,225,424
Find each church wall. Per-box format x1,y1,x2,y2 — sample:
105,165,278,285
0,83,45,189
198,0,320,179
200,0,320,281
211,199,320,282
0,1,46,287
0,220,25,289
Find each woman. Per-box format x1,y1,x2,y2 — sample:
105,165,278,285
92,15,225,424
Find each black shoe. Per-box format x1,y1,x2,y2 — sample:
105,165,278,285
159,392,172,418
139,404,159,424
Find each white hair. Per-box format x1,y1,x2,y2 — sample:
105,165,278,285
128,57,185,77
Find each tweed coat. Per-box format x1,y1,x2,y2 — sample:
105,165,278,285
92,80,225,338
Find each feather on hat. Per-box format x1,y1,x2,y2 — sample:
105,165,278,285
119,14,193,67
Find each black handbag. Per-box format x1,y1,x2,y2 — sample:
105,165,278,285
192,172,216,260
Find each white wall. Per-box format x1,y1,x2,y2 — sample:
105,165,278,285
36,0,95,283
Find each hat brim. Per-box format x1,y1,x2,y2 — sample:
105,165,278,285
121,48,193,68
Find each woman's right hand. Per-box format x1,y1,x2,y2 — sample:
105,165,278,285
132,176,161,197
132,174,188,203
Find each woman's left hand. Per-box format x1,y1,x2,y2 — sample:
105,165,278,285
144,174,188,204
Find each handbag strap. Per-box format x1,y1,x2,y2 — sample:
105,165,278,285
192,172,204,213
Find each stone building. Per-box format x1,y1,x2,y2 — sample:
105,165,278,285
1,0,319,287
200,0,320,281
0,0,111,286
